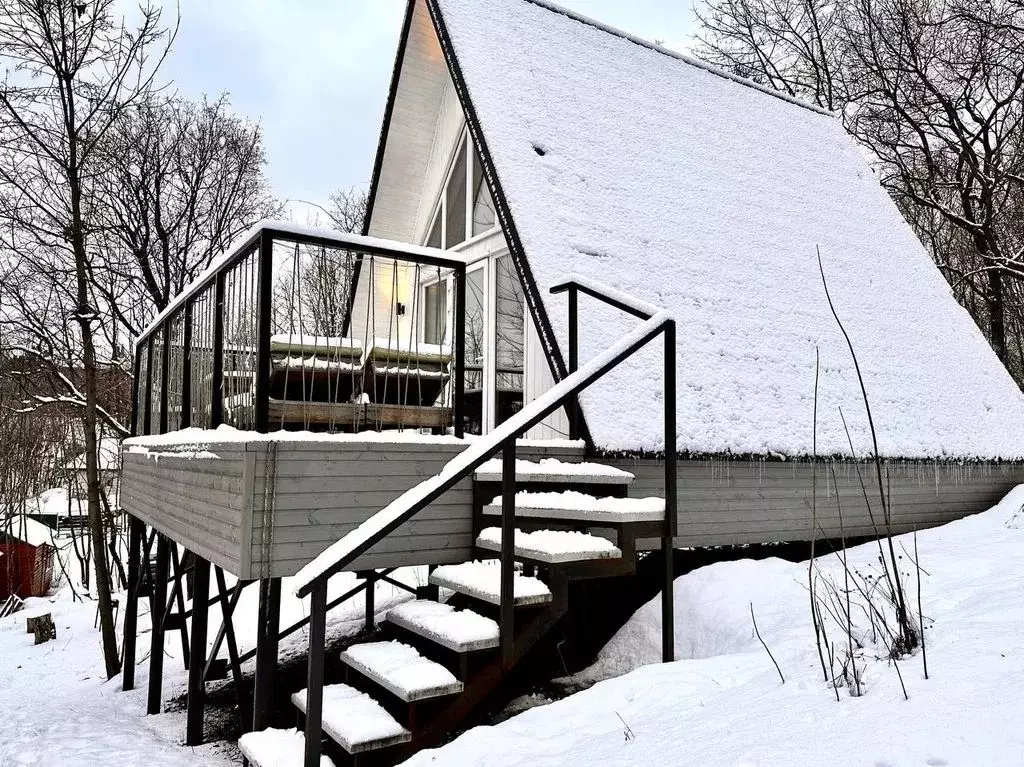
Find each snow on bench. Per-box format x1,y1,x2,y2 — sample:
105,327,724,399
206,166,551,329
430,561,552,607
474,457,634,485
385,600,499,652
340,641,463,702
476,527,622,563
483,490,665,524
291,684,411,754
239,727,335,767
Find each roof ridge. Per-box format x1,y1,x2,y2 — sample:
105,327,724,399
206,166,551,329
521,0,834,119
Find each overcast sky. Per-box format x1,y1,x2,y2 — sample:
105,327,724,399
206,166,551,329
162,1,698,213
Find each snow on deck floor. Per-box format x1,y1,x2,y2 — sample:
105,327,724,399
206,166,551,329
404,487,1024,767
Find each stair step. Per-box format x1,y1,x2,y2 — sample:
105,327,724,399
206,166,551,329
430,561,552,607
475,458,633,485
238,727,335,767
385,600,499,652
341,640,464,702
291,684,411,754
476,527,622,563
483,491,664,524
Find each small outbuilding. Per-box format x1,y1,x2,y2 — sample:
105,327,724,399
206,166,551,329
0,516,56,600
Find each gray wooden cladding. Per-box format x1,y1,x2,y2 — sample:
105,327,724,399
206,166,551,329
120,437,1024,580
606,457,1024,549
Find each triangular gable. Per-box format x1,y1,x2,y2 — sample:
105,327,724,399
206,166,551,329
422,0,1024,459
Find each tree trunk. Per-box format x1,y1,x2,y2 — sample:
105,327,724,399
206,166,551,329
68,96,121,679
982,241,1007,365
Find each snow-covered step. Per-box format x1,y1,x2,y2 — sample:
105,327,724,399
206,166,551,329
475,457,633,485
238,727,335,767
430,561,552,607
340,641,464,702
476,527,622,564
291,684,411,754
483,490,665,524
385,600,499,652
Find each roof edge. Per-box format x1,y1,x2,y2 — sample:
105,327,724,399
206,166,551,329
522,0,834,119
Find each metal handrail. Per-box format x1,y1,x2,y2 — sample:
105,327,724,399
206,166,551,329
296,280,678,766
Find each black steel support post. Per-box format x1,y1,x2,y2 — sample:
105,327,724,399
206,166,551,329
147,535,170,714
122,516,144,691
568,287,579,440
169,546,191,670
252,577,282,731
363,571,376,632
304,580,328,767
500,437,517,666
662,321,677,663
453,265,466,439
211,272,226,427
213,568,251,730
180,303,193,429
186,556,211,746
255,235,273,433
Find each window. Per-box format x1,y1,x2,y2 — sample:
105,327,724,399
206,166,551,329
472,152,496,236
423,282,447,345
423,128,499,250
445,137,468,249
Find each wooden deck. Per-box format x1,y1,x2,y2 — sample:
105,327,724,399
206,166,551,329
120,436,1024,580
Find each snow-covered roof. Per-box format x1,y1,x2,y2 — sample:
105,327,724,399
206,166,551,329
427,0,1024,459
2,516,55,548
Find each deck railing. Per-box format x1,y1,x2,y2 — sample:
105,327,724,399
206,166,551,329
132,222,469,440
293,279,677,767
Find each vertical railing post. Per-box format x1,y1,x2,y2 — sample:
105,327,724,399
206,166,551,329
130,342,142,438
453,264,466,439
662,320,677,663
159,325,170,434
211,272,226,428
500,436,517,665
255,233,273,434
121,515,144,691
181,301,194,430
143,336,154,435
304,580,327,767
186,555,210,746
147,534,169,714
567,286,580,440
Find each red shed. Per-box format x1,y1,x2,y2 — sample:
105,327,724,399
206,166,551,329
0,517,56,600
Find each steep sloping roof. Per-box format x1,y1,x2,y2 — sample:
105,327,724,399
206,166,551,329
428,0,1024,459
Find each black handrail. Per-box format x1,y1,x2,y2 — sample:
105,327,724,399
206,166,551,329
296,279,678,767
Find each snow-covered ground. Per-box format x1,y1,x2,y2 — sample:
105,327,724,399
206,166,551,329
407,487,1024,767
4,488,1024,766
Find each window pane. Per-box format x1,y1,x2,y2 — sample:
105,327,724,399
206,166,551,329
446,140,468,249
472,151,496,236
423,282,447,345
427,211,442,249
494,254,524,426
462,268,486,435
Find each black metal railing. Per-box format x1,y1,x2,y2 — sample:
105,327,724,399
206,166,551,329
294,279,678,767
132,223,470,441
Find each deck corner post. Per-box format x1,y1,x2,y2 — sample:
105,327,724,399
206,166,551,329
147,534,170,715
500,436,517,666
662,320,677,664
304,579,328,767
568,285,580,440
252,577,282,731
122,515,144,691
186,555,211,746
255,231,274,434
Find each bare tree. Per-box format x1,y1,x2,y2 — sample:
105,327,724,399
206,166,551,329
696,0,1024,381
0,0,175,678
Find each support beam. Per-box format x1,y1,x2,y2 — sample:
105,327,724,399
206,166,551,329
186,556,211,746
500,437,517,666
362,570,376,632
122,516,144,691
304,581,327,767
252,578,281,731
147,535,169,715
214,568,252,731
169,545,191,670
662,321,677,664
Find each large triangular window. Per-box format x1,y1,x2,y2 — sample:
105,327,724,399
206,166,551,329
424,128,499,249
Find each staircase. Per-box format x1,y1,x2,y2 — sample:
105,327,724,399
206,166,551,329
239,457,665,767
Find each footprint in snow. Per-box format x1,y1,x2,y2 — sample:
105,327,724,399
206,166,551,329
926,760,948,766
